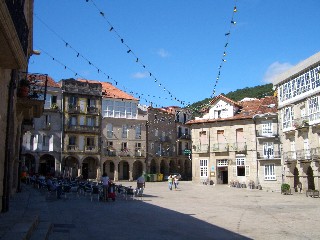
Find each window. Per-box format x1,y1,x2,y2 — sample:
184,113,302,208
122,125,128,138
217,130,225,143
308,95,320,122
135,142,141,148
199,131,208,144
103,100,114,117
135,125,141,139
200,159,208,178
87,98,96,107
107,123,113,138
150,142,154,150
42,135,48,146
236,157,245,176
86,137,95,147
263,142,274,159
282,106,294,129
264,164,276,180
69,136,76,145
44,115,51,128
69,96,77,106
69,116,77,126
155,129,158,137
217,159,228,166
304,139,311,159
262,121,273,136
121,142,128,150
86,117,95,126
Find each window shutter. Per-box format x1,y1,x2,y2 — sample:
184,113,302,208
245,165,250,176
49,135,54,151
233,166,237,177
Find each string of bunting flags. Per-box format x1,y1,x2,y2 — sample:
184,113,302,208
34,13,188,108
86,0,190,107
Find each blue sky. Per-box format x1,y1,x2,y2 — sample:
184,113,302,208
29,0,320,108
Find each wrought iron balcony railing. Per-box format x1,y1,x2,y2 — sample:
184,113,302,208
257,150,281,160
211,143,229,152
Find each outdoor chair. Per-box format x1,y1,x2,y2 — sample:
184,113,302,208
91,186,101,202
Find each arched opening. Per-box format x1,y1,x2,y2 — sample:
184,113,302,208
63,156,79,178
184,159,192,181
160,160,168,175
39,154,55,176
150,159,157,174
102,160,115,180
169,160,177,173
82,157,98,180
307,166,315,190
293,167,299,190
133,160,143,180
118,160,129,180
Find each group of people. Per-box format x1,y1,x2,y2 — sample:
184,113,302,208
167,175,179,190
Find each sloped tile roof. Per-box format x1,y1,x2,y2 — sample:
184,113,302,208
187,96,278,125
77,79,138,101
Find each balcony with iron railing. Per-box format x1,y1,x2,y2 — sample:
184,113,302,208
119,148,131,157
103,147,117,157
66,124,100,133
295,149,311,161
257,150,281,160
68,105,81,113
193,144,209,153
177,133,191,140
87,106,99,114
67,145,79,152
135,148,145,157
229,142,247,152
84,145,98,153
156,149,174,157
210,143,229,152
283,151,297,162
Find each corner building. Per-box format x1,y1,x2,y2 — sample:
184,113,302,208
273,52,320,192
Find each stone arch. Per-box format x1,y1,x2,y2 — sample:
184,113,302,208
160,160,169,175
307,166,315,190
293,167,299,190
132,160,143,180
39,154,55,176
184,159,192,180
169,160,177,173
82,157,98,180
63,156,79,178
118,160,129,180
150,159,157,174
102,160,115,180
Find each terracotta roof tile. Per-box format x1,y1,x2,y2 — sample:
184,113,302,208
77,79,138,101
187,96,278,125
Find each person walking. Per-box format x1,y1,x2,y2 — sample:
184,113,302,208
168,175,173,190
101,173,109,201
174,175,179,190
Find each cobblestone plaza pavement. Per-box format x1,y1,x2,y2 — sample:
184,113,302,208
2,182,320,240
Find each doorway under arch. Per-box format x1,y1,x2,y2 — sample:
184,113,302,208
39,154,55,176
307,166,315,190
293,167,299,190
63,156,79,178
118,160,129,180
82,157,98,179
133,160,143,180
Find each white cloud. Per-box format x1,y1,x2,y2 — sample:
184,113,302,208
131,71,149,79
263,61,293,83
157,48,170,58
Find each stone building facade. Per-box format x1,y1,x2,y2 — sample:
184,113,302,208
273,51,320,192
0,0,46,212
187,95,280,191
